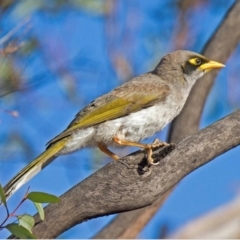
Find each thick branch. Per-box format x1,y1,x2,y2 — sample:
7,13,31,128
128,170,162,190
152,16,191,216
93,188,173,239
31,110,240,238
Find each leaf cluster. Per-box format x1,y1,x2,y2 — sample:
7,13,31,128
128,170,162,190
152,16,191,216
0,184,60,239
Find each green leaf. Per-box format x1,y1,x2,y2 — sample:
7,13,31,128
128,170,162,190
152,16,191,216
17,214,35,232
27,192,60,203
0,183,7,208
33,202,44,220
6,223,36,239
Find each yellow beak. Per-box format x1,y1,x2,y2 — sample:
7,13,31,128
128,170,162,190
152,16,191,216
199,60,225,71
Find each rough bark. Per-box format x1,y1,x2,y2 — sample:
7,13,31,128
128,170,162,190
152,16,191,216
30,110,240,238
93,188,173,239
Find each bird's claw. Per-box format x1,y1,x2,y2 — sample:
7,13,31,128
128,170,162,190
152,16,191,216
146,139,175,165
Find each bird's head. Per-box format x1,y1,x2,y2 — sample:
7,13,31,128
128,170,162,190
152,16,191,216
153,50,225,84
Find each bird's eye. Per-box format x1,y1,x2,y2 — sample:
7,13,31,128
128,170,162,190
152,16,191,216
195,58,202,65
189,57,202,66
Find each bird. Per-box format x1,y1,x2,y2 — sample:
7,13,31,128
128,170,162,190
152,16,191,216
2,50,225,203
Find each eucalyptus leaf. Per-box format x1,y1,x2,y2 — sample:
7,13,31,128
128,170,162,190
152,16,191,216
33,202,44,220
6,223,36,239
18,214,35,232
27,191,60,203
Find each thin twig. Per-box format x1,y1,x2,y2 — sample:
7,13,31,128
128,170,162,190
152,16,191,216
0,17,30,46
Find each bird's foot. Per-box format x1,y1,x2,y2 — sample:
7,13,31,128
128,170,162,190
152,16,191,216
146,139,175,165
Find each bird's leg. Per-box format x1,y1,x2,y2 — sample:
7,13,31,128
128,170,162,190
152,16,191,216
112,137,170,165
98,142,120,160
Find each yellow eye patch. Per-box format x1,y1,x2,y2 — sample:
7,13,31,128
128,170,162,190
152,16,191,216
189,57,202,66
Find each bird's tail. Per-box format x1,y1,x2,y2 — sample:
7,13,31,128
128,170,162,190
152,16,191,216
1,139,67,204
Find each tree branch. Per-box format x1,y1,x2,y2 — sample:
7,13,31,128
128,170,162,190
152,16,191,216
30,110,240,238
93,187,173,239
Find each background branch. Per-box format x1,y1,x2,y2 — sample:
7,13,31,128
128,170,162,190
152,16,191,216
30,110,240,238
